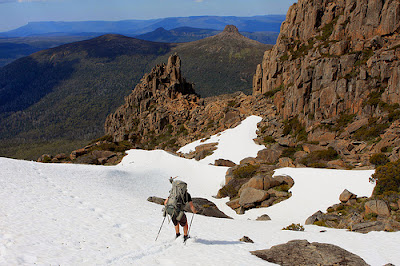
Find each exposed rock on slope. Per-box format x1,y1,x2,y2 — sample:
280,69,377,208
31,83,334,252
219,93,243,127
252,0,400,167
254,0,400,121
251,240,369,265
104,54,271,151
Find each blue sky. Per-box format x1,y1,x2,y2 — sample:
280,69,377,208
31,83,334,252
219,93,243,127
0,0,297,32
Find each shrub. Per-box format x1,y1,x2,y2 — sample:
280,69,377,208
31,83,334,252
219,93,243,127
283,116,307,142
263,86,282,98
353,117,389,141
280,146,302,159
369,153,390,166
282,223,305,231
90,135,114,144
232,164,260,179
300,147,339,167
263,135,276,144
371,160,400,195
365,212,378,220
313,221,327,227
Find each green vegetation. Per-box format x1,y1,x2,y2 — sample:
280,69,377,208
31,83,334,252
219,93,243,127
323,112,355,132
353,117,389,141
282,223,305,231
316,16,339,41
283,116,307,142
263,85,283,98
156,33,270,97
369,153,390,166
232,164,260,179
313,220,328,227
364,212,378,221
300,147,339,168
371,159,400,195
280,146,302,160
263,135,276,144
0,32,268,160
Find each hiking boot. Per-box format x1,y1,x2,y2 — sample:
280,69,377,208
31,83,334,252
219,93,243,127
175,233,181,238
183,235,190,242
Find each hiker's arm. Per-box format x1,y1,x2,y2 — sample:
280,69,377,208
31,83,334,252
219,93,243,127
164,198,168,205
189,201,197,213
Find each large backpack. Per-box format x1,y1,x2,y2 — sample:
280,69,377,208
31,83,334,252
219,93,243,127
165,180,188,221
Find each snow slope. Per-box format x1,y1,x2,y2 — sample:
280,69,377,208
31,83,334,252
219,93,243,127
0,116,399,265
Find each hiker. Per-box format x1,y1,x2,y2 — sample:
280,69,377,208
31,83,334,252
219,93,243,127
164,178,197,242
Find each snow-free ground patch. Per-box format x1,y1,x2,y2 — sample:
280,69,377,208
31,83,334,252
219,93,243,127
0,116,399,265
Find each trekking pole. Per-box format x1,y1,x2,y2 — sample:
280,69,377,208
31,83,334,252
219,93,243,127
187,213,195,236
155,215,166,241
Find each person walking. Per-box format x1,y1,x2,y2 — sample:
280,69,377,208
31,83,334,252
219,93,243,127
164,178,197,242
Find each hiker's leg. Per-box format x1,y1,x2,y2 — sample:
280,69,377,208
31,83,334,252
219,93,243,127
183,222,188,236
175,224,180,234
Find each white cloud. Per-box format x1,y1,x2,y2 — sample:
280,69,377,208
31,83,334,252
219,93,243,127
194,0,204,2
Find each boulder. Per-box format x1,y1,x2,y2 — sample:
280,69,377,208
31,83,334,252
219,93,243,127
263,175,281,190
327,159,347,169
365,200,390,217
274,175,294,188
256,148,282,164
339,189,357,203
305,210,324,225
239,187,269,208
251,240,369,266
277,157,295,167
256,214,271,221
147,196,232,219
70,148,87,160
351,221,385,233
37,154,52,163
226,198,240,209
214,159,236,167
239,175,264,195
267,188,289,198
239,236,254,243
240,157,257,165
261,197,277,207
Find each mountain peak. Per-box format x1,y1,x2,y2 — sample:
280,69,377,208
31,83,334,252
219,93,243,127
223,25,240,34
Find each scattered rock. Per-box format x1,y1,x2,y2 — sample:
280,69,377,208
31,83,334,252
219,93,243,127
277,157,295,167
147,196,232,219
250,240,369,266
339,189,357,203
239,187,269,208
365,200,390,217
214,159,236,167
239,236,254,243
256,214,271,221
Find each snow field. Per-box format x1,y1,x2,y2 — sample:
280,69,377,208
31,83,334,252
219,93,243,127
0,115,399,265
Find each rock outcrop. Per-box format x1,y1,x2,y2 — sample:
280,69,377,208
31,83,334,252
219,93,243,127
305,189,400,233
252,0,400,168
103,54,272,152
254,0,400,120
251,240,369,265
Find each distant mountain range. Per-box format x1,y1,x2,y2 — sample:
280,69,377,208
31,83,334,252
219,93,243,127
0,15,283,67
0,15,285,37
0,27,271,160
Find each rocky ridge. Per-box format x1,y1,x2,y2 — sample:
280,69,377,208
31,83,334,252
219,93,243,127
103,53,274,153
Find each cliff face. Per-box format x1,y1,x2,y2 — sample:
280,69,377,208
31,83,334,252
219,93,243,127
253,0,400,122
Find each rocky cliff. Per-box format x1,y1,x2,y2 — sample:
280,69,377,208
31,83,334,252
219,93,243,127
254,0,400,120
252,0,400,165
